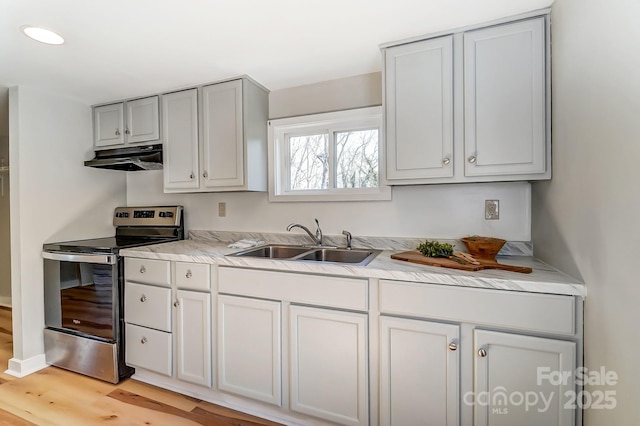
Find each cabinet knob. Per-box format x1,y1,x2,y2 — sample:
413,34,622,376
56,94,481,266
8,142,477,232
203,171,208,178
478,348,487,357
141,337,148,344
190,172,194,180
186,270,192,278
125,128,130,135
448,342,458,351
140,295,147,302
139,265,146,274
115,129,120,136
468,156,477,164
173,300,180,307
442,157,451,165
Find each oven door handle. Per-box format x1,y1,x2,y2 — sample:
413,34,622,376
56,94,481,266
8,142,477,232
41,251,117,265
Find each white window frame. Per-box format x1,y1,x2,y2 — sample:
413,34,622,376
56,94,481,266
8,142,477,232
268,106,391,202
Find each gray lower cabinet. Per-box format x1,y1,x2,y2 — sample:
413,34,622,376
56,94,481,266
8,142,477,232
378,279,580,426
289,305,369,426
121,259,581,426
379,316,460,426
474,330,576,426
124,258,212,388
217,294,282,406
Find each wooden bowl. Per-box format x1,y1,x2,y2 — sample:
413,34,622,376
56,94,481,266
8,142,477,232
460,236,506,259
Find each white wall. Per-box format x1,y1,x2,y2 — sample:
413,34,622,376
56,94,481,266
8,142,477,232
0,87,10,306
8,86,126,374
128,73,532,241
532,0,640,424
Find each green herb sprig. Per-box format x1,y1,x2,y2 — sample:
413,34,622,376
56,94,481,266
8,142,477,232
417,240,454,258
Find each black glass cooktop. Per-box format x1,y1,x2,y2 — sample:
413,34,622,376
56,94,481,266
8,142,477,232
43,236,178,254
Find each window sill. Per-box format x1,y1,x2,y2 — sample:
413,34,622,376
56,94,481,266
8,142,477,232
268,186,392,202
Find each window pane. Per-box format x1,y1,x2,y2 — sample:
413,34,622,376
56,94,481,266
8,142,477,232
288,134,329,190
335,129,379,188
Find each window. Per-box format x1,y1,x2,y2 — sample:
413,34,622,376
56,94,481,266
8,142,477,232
268,107,391,201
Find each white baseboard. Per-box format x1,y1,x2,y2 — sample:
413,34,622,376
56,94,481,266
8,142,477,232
4,354,47,378
0,297,11,308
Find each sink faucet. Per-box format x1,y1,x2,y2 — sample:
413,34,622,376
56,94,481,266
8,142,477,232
287,218,323,246
342,230,352,249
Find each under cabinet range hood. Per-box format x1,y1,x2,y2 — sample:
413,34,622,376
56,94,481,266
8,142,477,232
84,144,163,171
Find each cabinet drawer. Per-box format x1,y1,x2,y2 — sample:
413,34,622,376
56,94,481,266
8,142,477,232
125,324,172,376
125,258,170,287
219,267,368,311
125,282,171,332
175,262,210,290
379,280,575,335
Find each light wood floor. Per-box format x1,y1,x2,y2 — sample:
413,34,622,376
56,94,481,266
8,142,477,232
0,308,282,425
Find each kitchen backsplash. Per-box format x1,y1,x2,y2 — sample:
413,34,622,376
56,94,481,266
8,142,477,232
190,230,534,256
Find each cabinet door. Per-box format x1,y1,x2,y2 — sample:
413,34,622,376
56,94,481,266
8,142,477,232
94,103,124,147
379,316,459,426
176,290,212,387
289,305,368,426
201,80,244,188
464,18,546,177
218,295,282,406
126,96,160,144
162,89,200,190
385,36,454,181
474,330,576,426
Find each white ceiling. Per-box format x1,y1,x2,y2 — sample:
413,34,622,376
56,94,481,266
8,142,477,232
1,0,552,105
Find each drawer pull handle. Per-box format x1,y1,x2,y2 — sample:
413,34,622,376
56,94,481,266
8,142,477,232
139,266,146,274
140,295,147,302
448,342,458,351
173,300,180,307
478,348,487,357
186,270,192,278
141,337,148,344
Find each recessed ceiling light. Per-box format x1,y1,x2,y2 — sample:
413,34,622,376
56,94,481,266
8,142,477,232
21,26,65,45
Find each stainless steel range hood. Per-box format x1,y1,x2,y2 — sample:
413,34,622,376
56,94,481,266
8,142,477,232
84,144,163,171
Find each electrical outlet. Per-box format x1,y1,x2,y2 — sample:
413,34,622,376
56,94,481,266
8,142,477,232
485,200,499,220
218,202,226,217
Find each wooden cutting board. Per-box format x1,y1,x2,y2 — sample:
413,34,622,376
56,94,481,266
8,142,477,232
391,251,532,274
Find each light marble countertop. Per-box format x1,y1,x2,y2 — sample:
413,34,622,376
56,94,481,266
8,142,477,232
120,238,586,297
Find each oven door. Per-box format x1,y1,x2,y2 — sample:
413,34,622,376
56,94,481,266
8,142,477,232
42,251,119,342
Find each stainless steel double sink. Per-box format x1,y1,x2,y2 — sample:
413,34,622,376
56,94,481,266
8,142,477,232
227,244,381,266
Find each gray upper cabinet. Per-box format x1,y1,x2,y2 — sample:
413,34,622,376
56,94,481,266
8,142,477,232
201,80,244,189
163,77,269,193
464,18,546,177
385,36,454,180
382,13,550,185
162,89,200,190
125,96,160,144
93,103,124,148
93,96,160,149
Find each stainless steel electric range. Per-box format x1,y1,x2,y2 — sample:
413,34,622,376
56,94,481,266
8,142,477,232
41,206,184,383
